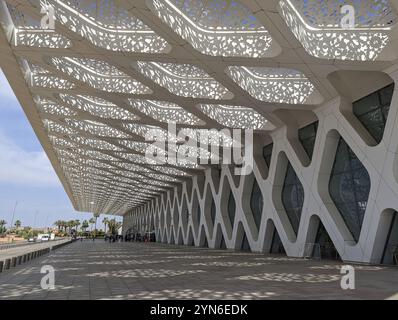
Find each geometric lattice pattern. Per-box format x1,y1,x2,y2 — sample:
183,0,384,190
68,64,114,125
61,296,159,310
280,0,397,61
2,0,398,265
124,87,398,263
149,0,280,57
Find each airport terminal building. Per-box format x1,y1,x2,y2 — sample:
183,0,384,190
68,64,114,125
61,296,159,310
1,0,398,265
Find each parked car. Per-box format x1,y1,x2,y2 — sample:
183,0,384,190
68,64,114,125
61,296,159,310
40,235,50,242
28,237,36,243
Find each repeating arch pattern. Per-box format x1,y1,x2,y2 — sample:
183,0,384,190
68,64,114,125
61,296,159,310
2,0,398,265
124,80,398,263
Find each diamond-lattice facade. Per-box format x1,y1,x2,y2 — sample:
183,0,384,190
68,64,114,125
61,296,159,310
1,0,398,265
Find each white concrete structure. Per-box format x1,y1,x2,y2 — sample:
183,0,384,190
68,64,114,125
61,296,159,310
1,0,398,264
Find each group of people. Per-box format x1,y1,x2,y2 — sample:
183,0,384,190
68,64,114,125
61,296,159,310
77,233,155,243
124,232,155,243
105,234,123,243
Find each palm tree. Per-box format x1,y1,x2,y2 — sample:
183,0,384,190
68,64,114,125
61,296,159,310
88,218,95,232
81,220,89,232
107,219,122,235
54,220,63,232
74,220,80,232
67,220,75,234
14,220,21,229
59,220,67,233
0,219,7,235
93,213,100,237
102,217,108,234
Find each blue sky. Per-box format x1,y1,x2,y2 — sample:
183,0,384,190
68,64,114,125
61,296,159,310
0,69,121,230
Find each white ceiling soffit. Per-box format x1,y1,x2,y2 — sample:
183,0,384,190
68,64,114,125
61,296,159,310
0,0,397,215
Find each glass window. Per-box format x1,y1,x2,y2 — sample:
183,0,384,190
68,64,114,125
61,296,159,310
270,228,285,254
203,236,208,248
210,198,216,225
281,163,304,235
175,210,179,226
241,232,251,252
298,121,318,160
250,178,263,231
196,204,201,224
183,209,188,225
353,83,394,143
315,222,340,260
382,212,398,265
262,143,273,168
228,191,236,228
220,234,227,250
329,138,371,242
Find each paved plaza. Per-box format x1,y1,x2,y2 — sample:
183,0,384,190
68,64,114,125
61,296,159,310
0,241,397,300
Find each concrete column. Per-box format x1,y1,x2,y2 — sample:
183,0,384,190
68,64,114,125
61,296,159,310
0,261,3,273
17,256,22,265
11,257,17,267
4,259,11,270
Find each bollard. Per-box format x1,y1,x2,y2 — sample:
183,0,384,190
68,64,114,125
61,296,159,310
17,256,22,265
0,261,3,273
22,254,26,263
11,257,17,267
5,259,11,270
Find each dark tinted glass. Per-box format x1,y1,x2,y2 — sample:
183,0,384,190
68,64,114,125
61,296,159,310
263,143,273,168
270,228,285,254
382,212,398,265
210,198,216,225
228,191,236,228
298,121,318,159
329,138,371,242
353,83,394,143
250,178,263,230
315,222,340,260
241,232,251,252
282,163,304,235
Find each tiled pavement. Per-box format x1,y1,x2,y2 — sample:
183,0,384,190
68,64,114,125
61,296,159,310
0,241,397,300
